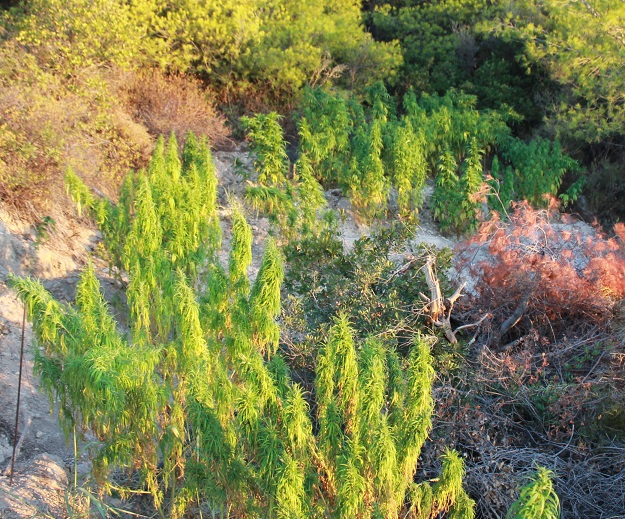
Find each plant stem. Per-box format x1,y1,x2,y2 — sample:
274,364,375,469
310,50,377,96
9,304,27,486
73,424,78,489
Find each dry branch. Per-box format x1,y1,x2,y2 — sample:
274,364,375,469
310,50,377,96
421,255,466,343
499,291,532,337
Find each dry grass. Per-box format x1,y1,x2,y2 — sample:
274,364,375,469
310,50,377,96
0,41,232,222
426,209,625,516
421,324,625,518
467,445,625,519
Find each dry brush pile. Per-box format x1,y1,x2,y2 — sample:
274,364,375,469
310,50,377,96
425,200,625,518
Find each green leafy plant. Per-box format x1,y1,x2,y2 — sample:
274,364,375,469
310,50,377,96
389,119,427,218
496,137,580,208
11,133,473,519
283,221,456,351
34,215,55,248
243,112,329,241
506,467,560,519
241,112,288,187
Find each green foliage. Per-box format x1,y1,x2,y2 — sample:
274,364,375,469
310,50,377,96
349,107,390,220
283,221,454,346
14,0,147,73
239,0,401,94
431,147,462,234
242,112,329,241
492,0,625,144
66,132,221,340
245,185,298,237
12,134,473,518
478,1,625,219
9,265,163,492
295,152,327,235
389,120,427,217
494,137,580,209
3,0,400,111
431,450,475,518
487,155,513,215
296,86,521,224
458,137,485,233
365,0,550,123
315,317,450,519
241,112,288,187
298,87,352,184
249,239,284,356
506,467,560,519
241,84,576,233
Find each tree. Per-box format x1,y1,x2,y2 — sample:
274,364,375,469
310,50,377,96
495,0,625,143
364,0,549,125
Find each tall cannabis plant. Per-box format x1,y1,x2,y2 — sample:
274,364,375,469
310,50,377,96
241,112,288,187
12,132,475,518
243,112,327,241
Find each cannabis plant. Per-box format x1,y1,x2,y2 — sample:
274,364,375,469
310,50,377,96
507,467,560,519
12,133,474,518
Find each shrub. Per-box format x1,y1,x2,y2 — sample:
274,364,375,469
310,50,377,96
493,137,581,210
283,221,456,350
0,42,150,217
118,69,229,148
456,200,625,345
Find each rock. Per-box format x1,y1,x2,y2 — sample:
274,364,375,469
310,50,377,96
0,433,11,464
0,453,69,518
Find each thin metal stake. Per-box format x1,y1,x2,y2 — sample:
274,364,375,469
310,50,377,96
9,304,26,486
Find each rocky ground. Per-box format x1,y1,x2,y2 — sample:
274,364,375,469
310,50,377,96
0,205,100,518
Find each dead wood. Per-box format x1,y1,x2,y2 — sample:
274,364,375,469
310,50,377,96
422,255,466,343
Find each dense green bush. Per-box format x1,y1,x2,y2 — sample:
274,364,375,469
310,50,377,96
364,0,551,125
283,222,454,346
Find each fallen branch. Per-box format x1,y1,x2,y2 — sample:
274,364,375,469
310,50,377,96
454,313,490,334
386,255,418,283
421,255,466,343
499,291,532,337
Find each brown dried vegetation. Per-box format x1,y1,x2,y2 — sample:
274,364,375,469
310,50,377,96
0,43,230,221
117,69,230,150
456,199,625,346
424,201,625,518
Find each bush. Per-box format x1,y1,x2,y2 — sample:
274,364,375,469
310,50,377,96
456,200,625,345
0,42,151,216
283,221,457,351
0,39,228,219
118,69,230,148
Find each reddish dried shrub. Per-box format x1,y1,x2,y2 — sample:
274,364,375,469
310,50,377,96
118,69,230,149
456,200,625,344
